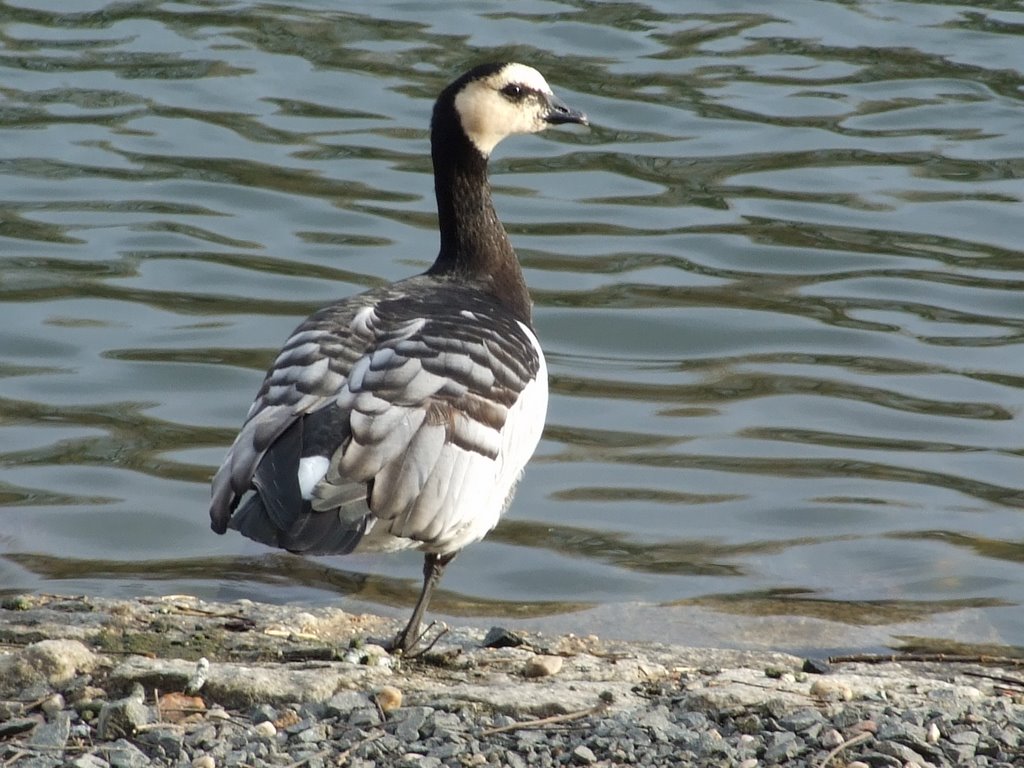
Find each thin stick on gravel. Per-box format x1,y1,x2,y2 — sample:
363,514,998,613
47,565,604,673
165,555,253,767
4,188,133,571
479,703,608,737
333,733,384,764
829,652,1024,667
3,748,30,765
962,669,1024,689
815,731,872,768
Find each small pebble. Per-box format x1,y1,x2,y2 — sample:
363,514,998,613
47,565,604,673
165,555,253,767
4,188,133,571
810,678,853,701
342,649,364,664
274,709,301,729
252,721,277,738
571,744,596,765
821,728,844,748
524,655,563,678
69,754,109,768
376,686,403,713
40,694,66,717
483,627,525,648
363,644,393,668
849,719,877,735
803,658,832,674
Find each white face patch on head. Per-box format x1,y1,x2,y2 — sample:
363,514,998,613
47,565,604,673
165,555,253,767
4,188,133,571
495,63,553,95
454,63,555,157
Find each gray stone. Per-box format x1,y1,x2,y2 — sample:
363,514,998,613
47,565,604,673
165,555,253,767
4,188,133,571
684,732,730,758
483,627,525,648
516,730,546,746
571,745,597,764
992,724,1020,749
831,707,863,729
427,742,462,760
27,711,70,750
874,740,927,764
763,731,805,763
105,739,151,768
137,726,183,759
294,723,327,743
394,706,431,741
13,757,61,768
778,707,825,733
0,640,99,695
676,710,708,730
876,719,927,744
284,717,315,735
324,691,373,718
349,707,382,727
249,703,277,723
734,713,762,734
184,723,218,748
943,742,977,763
69,754,110,768
96,686,150,740
856,753,901,768
950,728,981,746
289,750,326,768
0,700,25,719
633,706,683,742
974,735,1002,759
109,655,350,708
0,717,39,739
429,710,462,732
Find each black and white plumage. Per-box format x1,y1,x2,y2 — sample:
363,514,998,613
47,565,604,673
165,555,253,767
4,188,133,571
210,62,587,652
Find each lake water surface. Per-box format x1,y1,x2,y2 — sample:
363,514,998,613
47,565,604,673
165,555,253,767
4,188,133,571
2,0,1023,656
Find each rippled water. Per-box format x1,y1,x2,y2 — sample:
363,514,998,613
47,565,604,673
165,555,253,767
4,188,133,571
2,0,1023,655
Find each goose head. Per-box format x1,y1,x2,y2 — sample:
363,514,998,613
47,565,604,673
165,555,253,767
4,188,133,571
443,62,588,157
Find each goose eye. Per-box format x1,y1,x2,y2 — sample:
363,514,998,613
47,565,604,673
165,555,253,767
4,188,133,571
501,83,525,100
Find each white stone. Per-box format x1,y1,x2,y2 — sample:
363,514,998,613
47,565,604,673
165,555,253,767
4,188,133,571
821,728,844,748
524,655,563,678
253,721,276,738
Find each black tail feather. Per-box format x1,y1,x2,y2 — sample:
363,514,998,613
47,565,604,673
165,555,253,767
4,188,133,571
229,417,367,556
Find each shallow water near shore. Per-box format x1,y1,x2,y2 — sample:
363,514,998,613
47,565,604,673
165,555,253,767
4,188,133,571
1,0,1023,655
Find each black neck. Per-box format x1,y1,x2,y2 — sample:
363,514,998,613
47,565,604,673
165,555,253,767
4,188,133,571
426,96,533,324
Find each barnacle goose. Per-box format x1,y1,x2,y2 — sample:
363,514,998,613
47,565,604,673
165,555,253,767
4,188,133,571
210,63,587,653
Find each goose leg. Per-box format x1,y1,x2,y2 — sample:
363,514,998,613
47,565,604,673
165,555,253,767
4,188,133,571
392,551,457,654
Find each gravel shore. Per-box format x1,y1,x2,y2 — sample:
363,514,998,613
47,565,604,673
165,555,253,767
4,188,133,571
1,594,1022,767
